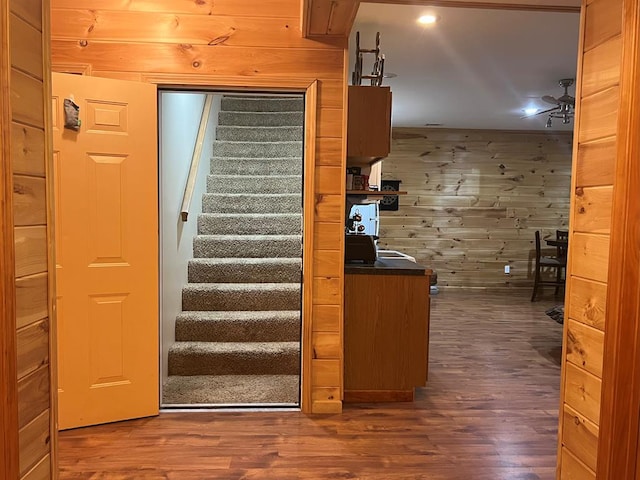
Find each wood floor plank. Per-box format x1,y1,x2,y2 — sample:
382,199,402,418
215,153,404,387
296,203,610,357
58,290,562,479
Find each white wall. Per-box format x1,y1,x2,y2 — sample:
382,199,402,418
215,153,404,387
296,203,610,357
159,92,221,384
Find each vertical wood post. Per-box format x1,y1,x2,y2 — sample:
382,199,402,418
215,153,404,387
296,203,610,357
597,0,640,477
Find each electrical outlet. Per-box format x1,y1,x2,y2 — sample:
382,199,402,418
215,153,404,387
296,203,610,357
504,265,510,274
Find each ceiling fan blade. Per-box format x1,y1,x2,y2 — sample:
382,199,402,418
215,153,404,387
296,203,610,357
542,95,560,105
520,106,560,119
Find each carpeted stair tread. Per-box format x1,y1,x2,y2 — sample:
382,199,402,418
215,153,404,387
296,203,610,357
216,126,303,142
168,341,300,376
162,374,299,405
218,111,303,127
210,157,302,175
175,310,300,342
207,175,302,194
182,282,301,311
198,213,301,235
213,140,302,158
221,96,304,112
188,257,301,283
202,193,301,214
193,235,301,258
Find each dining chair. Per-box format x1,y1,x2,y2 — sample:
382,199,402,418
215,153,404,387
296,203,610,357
556,230,569,258
531,230,567,301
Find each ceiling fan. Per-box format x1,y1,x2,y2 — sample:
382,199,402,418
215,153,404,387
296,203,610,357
524,78,575,127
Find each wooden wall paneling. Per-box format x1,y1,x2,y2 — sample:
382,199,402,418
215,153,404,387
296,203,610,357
16,319,49,379
315,137,343,166
21,454,50,480
312,304,341,332
380,127,572,288
563,404,599,471
50,41,345,78
313,250,342,278
566,319,604,378
313,277,341,305
50,9,345,49
311,359,341,387
572,186,612,234
575,138,616,187
17,366,50,430
314,193,342,222
577,86,620,143
568,277,607,331
18,409,50,477
53,0,301,17
315,166,343,194
314,222,343,249
13,175,47,226
1,1,20,478
312,332,341,358
557,1,612,472
317,79,344,109
15,273,48,330
14,226,47,277
9,13,43,80
569,233,610,283
561,447,596,479
583,0,623,52
11,123,46,176
564,362,602,425
9,0,42,29
597,0,640,477
10,69,45,128
317,107,343,138
581,35,622,97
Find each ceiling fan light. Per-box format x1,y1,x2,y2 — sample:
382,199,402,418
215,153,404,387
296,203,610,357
418,14,439,25
546,117,553,128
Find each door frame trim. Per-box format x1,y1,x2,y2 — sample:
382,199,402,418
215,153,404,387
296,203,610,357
142,74,318,413
0,0,19,477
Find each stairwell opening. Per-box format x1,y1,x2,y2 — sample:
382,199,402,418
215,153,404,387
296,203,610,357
158,90,305,408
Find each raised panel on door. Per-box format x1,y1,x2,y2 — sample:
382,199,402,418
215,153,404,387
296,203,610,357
52,72,158,429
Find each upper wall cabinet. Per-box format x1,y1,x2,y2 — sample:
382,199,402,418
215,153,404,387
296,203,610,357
347,86,392,165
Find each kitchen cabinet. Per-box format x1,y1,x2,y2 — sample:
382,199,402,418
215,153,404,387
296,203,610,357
347,85,392,165
344,259,431,402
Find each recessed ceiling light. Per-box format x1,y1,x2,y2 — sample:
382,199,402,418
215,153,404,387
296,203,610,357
524,107,538,116
418,15,439,25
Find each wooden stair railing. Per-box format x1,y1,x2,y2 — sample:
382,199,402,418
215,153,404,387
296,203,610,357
180,94,214,221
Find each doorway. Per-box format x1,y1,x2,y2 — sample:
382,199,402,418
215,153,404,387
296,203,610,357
158,91,305,408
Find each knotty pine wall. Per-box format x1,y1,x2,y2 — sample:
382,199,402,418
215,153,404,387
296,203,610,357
9,0,57,478
379,127,573,288
556,0,622,477
49,0,347,414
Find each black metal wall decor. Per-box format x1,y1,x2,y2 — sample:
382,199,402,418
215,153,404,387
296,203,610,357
379,180,401,211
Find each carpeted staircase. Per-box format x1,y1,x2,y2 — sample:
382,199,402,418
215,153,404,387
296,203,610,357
163,95,304,406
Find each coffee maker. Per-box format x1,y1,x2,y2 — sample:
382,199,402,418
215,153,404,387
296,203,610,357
345,204,378,264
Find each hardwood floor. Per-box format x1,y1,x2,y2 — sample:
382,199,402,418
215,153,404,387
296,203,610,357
58,290,563,479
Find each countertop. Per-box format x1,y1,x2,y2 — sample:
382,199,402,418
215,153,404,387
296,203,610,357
344,257,431,276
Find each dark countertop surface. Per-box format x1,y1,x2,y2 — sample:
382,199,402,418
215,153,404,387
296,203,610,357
344,257,430,276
